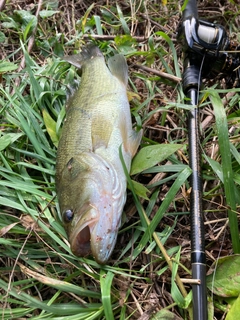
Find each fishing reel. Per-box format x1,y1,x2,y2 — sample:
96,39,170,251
177,16,240,86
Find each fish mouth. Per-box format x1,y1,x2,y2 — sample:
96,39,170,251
70,225,91,257
68,204,119,264
69,206,99,258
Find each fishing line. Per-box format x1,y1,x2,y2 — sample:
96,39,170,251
210,221,227,302
196,53,205,106
198,50,229,303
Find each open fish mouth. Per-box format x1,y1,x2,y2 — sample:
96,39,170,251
69,208,99,258
70,225,91,257
68,202,121,264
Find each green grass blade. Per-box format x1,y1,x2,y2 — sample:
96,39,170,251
116,4,130,34
155,31,181,78
0,307,36,319
0,279,95,316
209,90,240,253
171,246,185,306
132,167,191,259
94,15,103,35
19,263,100,298
100,270,115,320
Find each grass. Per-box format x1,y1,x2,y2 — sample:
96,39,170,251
1,0,240,319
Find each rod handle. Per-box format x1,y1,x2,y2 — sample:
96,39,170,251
182,0,198,21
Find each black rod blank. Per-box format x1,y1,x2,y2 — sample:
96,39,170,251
186,86,207,320
178,0,208,320
180,0,208,316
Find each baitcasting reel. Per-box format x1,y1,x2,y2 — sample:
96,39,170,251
177,15,240,85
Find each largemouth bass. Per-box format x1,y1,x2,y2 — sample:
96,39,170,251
56,45,142,264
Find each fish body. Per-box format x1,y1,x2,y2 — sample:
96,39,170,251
56,45,141,264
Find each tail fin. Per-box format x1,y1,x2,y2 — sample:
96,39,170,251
63,44,103,69
108,54,128,86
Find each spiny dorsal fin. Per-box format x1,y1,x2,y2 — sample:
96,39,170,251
107,54,128,86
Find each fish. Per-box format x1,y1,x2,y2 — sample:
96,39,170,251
55,45,142,264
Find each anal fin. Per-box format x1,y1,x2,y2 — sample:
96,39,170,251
119,115,142,157
127,129,143,157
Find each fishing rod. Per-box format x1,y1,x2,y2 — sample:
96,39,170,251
177,0,240,319
178,2,207,318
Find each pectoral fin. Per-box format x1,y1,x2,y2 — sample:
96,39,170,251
91,117,114,150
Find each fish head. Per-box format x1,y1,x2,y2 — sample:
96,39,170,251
58,152,126,264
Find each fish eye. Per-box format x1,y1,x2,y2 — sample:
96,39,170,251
63,209,74,223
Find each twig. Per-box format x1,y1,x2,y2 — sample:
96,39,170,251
139,13,171,34
133,63,182,83
180,278,201,284
82,34,148,42
141,208,188,298
130,291,144,315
